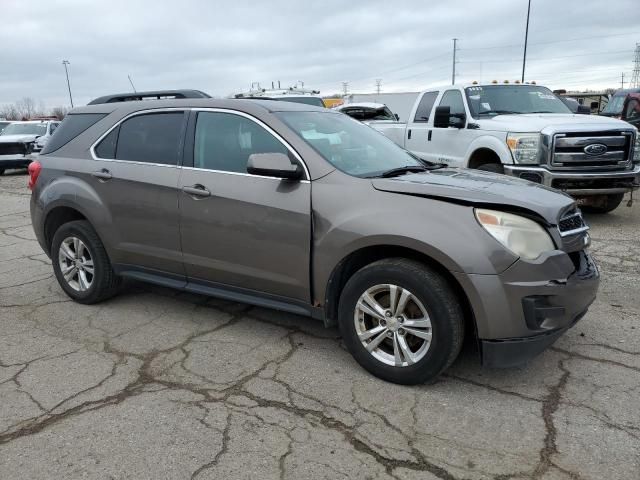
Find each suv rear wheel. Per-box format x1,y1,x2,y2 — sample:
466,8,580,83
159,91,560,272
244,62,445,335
338,258,464,385
51,220,121,304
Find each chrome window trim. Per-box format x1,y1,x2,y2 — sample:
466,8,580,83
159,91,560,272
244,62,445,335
190,107,310,180
181,166,310,183
90,107,187,167
90,107,311,181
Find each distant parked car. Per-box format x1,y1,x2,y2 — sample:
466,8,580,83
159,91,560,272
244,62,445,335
335,102,399,123
233,88,326,108
0,121,11,133
618,93,640,129
0,120,59,174
600,88,640,120
558,96,591,114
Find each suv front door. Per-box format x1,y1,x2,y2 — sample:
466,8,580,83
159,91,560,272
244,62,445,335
179,109,311,302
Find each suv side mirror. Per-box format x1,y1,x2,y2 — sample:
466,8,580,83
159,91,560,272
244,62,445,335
433,106,465,128
247,153,303,180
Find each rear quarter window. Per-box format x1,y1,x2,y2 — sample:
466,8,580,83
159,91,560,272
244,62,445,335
41,113,107,154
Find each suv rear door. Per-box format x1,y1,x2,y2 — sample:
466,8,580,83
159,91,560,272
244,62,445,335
91,109,187,276
178,109,311,302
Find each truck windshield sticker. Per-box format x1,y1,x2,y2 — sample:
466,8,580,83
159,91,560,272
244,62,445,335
481,102,491,110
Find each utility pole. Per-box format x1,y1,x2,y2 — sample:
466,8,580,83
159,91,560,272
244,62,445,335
342,81,349,97
630,43,640,88
621,72,625,89
62,60,74,108
451,38,458,85
375,79,382,95
521,0,532,83
128,75,137,93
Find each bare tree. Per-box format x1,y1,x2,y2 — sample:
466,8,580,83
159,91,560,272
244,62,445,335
50,106,70,120
0,104,19,120
15,97,37,120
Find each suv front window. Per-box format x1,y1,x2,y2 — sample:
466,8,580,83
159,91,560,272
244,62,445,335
465,85,571,117
1,123,47,136
277,111,423,178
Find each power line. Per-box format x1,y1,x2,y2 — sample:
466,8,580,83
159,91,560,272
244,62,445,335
458,49,631,64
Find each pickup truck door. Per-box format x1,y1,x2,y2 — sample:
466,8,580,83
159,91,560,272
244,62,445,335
178,109,311,303
404,91,439,162
429,89,473,167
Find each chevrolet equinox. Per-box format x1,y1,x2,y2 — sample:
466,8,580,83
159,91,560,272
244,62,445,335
29,98,599,384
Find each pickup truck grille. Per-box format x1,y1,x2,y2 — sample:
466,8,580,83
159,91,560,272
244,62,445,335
550,131,633,170
0,142,29,156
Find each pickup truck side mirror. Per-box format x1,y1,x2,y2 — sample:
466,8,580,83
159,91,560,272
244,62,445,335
247,152,303,180
394,113,399,121
433,106,466,129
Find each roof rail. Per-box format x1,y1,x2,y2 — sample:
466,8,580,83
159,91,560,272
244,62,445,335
87,89,211,105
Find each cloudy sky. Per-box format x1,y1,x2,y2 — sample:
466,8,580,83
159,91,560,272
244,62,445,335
1,0,638,109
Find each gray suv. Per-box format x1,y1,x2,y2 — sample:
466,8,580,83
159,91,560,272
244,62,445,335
29,98,599,384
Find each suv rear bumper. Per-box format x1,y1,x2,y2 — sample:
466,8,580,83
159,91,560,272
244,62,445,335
504,164,640,195
453,249,599,367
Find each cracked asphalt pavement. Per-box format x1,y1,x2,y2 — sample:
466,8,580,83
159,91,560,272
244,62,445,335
0,170,638,479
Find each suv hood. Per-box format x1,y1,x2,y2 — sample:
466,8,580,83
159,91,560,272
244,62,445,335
371,168,574,224
0,134,38,143
476,113,631,132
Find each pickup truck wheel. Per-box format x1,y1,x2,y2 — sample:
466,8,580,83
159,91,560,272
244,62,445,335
581,194,624,214
0,169,4,176
51,220,121,304
475,163,504,174
338,258,464,385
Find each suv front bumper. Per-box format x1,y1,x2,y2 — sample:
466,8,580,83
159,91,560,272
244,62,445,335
453,249,599,367
503,164,640,195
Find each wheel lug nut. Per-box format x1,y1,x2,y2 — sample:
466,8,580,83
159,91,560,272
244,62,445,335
385,311,392,317
397,317,403,323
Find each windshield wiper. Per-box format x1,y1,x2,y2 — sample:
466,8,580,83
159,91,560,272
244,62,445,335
528,110,555,114
378,165,428,178
478,109,520,115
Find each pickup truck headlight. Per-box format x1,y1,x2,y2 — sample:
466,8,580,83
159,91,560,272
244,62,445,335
506,133,541,164
633,132,640,163
475,209,555,260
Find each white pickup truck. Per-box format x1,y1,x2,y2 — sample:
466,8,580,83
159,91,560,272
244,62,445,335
372,83,640,213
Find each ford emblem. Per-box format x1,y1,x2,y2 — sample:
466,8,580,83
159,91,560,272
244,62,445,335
583,143,607,156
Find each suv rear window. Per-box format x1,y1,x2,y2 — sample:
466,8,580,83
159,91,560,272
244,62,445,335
95,112,185,165
41,114,106,154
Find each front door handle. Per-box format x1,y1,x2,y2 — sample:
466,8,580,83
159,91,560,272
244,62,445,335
182,184,211,198
91,169,112,181
428,130,432,141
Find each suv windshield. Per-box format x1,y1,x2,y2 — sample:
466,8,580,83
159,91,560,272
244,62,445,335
277,111,423,177
601,95,626,115
1,123,47,136
465,85,571,117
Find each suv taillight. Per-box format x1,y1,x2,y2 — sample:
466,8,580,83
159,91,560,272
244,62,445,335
28,161,42,190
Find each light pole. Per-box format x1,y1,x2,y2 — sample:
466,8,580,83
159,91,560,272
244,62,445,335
521,0,532,83
452,38,458,85
62,60,74,108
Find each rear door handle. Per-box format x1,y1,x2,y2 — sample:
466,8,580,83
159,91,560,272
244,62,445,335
91,169,112,180
428,130,432,141
182,184,211,198
407,129,412,140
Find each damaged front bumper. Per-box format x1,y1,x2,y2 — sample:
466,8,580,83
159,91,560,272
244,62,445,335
454,249,599,368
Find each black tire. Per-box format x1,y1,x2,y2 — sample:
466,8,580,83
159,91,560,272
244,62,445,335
0,169,4,176
475,162,504,174
338,258,464,385
51,220,121,304
581,194,624,214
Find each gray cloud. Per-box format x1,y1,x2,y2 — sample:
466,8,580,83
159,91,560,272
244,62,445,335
0,0,637,109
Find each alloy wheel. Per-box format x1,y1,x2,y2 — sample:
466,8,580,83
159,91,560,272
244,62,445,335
58,236,94,292
353,283,432,367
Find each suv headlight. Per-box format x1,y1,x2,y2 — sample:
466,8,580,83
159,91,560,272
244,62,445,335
475,209,555,260
506,133,541,164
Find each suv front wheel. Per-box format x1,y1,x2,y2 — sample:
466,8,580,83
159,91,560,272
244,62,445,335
339,258,464,385
51,220,121,304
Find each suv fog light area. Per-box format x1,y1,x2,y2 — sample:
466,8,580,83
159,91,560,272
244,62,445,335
475,209,555,260
507,133,541,164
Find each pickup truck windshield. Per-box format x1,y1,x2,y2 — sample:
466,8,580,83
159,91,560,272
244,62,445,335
0,123,47,136
601,95,626,115
277,111,423,177
465,85,571,117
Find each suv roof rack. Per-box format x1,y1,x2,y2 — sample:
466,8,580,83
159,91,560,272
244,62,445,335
87,89,211,105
